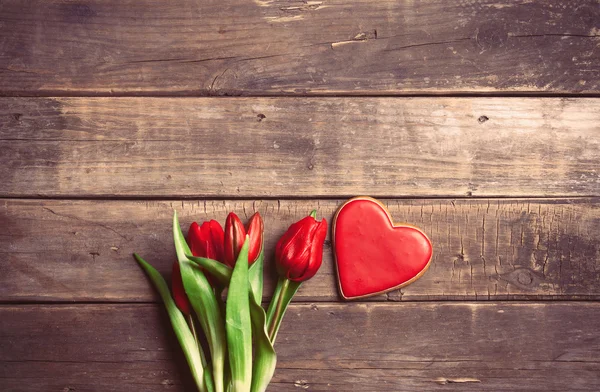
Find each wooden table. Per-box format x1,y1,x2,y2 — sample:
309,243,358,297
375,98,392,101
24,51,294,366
1,1,599,391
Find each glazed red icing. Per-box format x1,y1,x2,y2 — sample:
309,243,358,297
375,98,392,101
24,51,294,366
334,198,432,299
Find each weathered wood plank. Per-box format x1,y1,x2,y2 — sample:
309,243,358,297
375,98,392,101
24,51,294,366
2,97,600,197
1,303,598,391
0,0,598,95
2,198,599,302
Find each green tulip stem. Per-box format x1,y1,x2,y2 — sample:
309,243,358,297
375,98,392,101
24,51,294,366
266,277,302,344
186,314,204,366
216,286,226,317
186,314,199,347
265,278,282,331
267,278,288,340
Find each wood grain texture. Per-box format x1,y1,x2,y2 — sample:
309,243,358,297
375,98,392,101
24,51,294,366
0,0,598,95
2,198,599,302
1,303,599,391
2,97,600,198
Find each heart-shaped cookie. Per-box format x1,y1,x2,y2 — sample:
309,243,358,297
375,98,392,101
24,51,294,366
333,197,433,300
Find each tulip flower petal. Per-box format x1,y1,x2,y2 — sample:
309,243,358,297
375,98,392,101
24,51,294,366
133,253,207,392
275,214,327,282
226,236,252,392
174,211,226,392
246,213,264,264
172,260,192,315
224,212,246,267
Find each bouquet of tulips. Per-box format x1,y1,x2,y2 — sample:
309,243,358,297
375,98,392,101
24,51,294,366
133,209,327,392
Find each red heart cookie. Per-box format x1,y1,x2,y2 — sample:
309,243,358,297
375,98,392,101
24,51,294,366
333,197,433,300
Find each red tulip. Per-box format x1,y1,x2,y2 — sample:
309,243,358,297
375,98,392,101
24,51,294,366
187,220,225,262
187,220,225,288
224,212,246,267
246,212,264,264
275,215,327,282
224,212,264,267
172,261,191,315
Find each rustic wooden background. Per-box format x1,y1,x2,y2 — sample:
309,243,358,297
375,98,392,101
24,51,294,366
1,1,599,391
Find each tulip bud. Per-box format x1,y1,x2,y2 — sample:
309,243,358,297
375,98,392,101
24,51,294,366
246,212,264,264
275,215,327,282
172,261,191,315
224,212,246,267
224,212,264,267
187,220,225,261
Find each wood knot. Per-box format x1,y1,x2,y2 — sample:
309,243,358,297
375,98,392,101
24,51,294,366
517,270,534,285
496,268,543,290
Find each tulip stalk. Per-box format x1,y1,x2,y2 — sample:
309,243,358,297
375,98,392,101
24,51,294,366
267,277,290,339
266,277,302,343
187,313,199,348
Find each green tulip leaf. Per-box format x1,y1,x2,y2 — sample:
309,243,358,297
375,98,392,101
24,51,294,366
248,252,276,392
226,236,253,392
173,211,227,392
203,361,216,392
248,251,264,306
186,255,232,286
133,253,207,392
